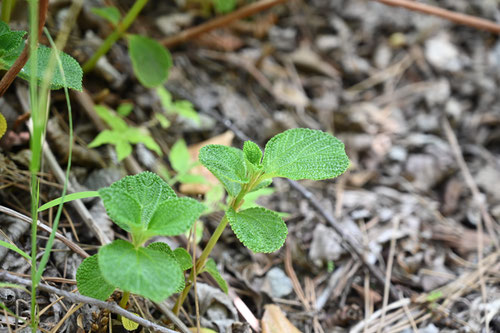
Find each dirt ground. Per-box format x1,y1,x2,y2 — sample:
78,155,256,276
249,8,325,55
1,0,500,332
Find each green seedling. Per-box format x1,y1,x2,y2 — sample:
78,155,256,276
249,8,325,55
212,0,237,13
88,104,162,161
165,139,206,186
0,21,82,91
173,128,350,313
76,172,205,304
48,128,348,316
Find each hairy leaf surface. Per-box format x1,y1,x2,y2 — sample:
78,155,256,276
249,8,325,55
199,145,248,197
76,255,115,300
243,140,262,166
99,240,183,302
147,197,204,236
262,128,349,180
227,207,287,253
98,172,176,232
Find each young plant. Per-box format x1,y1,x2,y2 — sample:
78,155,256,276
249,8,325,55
88,104,162,161
173,128,350,313
75,172,204,304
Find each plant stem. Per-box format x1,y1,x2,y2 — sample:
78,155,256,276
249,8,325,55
172,173,263,315
1,0,16,23
82,0,149,73
119,291,130,309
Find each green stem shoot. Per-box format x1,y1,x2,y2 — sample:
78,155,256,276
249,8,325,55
172,172,263,315
82,0,149,73
1,0,16,23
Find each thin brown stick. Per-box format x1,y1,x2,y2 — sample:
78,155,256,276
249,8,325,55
161,0,288,48
0,205,89,259
0,0,49,97
373,0,500,34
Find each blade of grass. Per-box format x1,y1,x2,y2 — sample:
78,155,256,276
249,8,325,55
38,191,100,212
33,28,75,287
0,240,31,261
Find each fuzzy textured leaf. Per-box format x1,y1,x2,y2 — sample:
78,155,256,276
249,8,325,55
203,258,228,293
98,188,142,232
99,240,183,302
262,128,349,180
147,197,205,236
17,45,83,91
99,172,176,231
243,140,262,166
0,21,25,56
199,145,248,197
173,247,193,271
76,255,115,301
128,34,172,88
227,207,287,253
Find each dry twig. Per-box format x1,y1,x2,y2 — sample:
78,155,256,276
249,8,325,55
161,0,288,48
373,0,500,34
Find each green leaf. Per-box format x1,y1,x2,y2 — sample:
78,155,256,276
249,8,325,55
0,240,31,261
117,102,134,117
93,105,128,131
147,197,205,236
76,254,115,301
173,247,193,271
239,187,274,210
0,21,25,57
172,100,200,124
98,188,142,232
115,140,133,161
243,141,262,166
169,139,190,173
203,258,228,293
121,314,140,331
262,128,349,180
88,130,121,148
100,172,177,231
177,174,207,185
147,241,174,256
227,207,287,253
38,191,100,211
128,34,172,88
15,45,83,91
91,6,121,26
212,0,237,13
99,240,183,302
147,242,187,292
126,127,162,155
199,145,248,197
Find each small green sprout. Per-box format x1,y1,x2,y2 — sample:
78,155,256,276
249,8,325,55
88,104,162,161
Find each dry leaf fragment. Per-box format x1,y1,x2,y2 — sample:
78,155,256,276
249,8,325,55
261,304,301,333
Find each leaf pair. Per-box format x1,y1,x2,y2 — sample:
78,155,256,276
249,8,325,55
77,172,205,302
199,128,350,253
77,241,192,302
89,105,162,161
98,172,204,238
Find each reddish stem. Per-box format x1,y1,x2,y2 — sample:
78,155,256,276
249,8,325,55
0,0,49,97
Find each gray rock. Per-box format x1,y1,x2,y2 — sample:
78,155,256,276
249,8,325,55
425,34,462,72
263,267,293,298
309,224,344,264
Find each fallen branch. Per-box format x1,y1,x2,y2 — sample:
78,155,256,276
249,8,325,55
0,271,178,333
161,0,288,48
373,0,500,34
